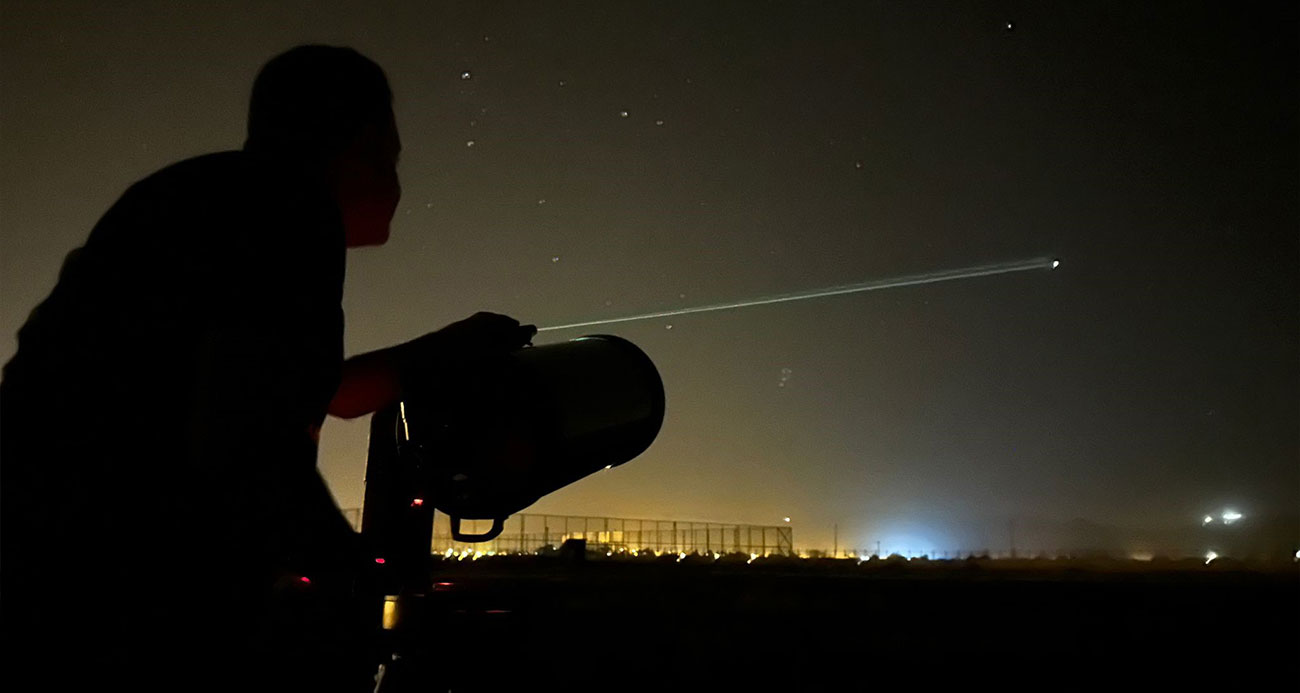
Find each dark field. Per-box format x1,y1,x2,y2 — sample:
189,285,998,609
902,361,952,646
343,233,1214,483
381,555,1298,687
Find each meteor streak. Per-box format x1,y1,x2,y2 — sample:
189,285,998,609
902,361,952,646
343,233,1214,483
538,256,1059,332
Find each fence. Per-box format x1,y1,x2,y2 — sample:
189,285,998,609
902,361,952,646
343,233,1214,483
437,514,795,557
341,509,794,557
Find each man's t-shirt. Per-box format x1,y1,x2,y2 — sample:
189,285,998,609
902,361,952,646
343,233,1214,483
0,149,361,669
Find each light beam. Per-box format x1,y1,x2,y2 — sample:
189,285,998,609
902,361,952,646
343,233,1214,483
538,256,1059,332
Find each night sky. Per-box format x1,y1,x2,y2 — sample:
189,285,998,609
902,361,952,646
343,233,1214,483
2,1,1295,554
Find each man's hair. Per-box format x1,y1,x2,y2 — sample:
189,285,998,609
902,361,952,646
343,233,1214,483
245,45,392,161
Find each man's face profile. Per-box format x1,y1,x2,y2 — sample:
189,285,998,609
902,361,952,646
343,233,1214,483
334,109,402,248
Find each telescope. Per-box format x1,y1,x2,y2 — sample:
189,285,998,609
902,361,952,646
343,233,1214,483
358,334,665,607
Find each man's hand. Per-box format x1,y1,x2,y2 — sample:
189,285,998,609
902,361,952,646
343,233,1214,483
328,312,535,420
419,312,537,359
396,312,536,400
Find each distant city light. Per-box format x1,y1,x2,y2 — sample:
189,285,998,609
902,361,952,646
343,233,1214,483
1220,510,1242,524
1204,551,1218,565
410,498,424,507
1202,515,1213,525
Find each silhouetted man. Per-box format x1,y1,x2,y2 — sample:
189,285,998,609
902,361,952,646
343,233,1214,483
1,45,532,689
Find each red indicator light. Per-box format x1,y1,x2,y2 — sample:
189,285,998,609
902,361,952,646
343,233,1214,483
375,558,386,564
299,576,311,584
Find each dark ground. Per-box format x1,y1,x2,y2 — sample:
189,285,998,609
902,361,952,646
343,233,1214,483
375,554,1298,688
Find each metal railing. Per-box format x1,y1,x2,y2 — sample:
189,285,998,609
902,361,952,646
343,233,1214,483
342,509,794,557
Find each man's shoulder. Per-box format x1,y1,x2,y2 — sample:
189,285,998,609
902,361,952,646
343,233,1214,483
159,150,248,173
85,150,341,286
123,151,255,202
123,150,333,224
101,150,331,243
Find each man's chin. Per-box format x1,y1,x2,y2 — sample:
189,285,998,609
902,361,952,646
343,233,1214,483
345,225,391,248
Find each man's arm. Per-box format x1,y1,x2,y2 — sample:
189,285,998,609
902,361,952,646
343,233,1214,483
329,348,400,419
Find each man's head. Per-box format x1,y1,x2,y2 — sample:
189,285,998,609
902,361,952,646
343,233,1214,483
245,45,401,247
